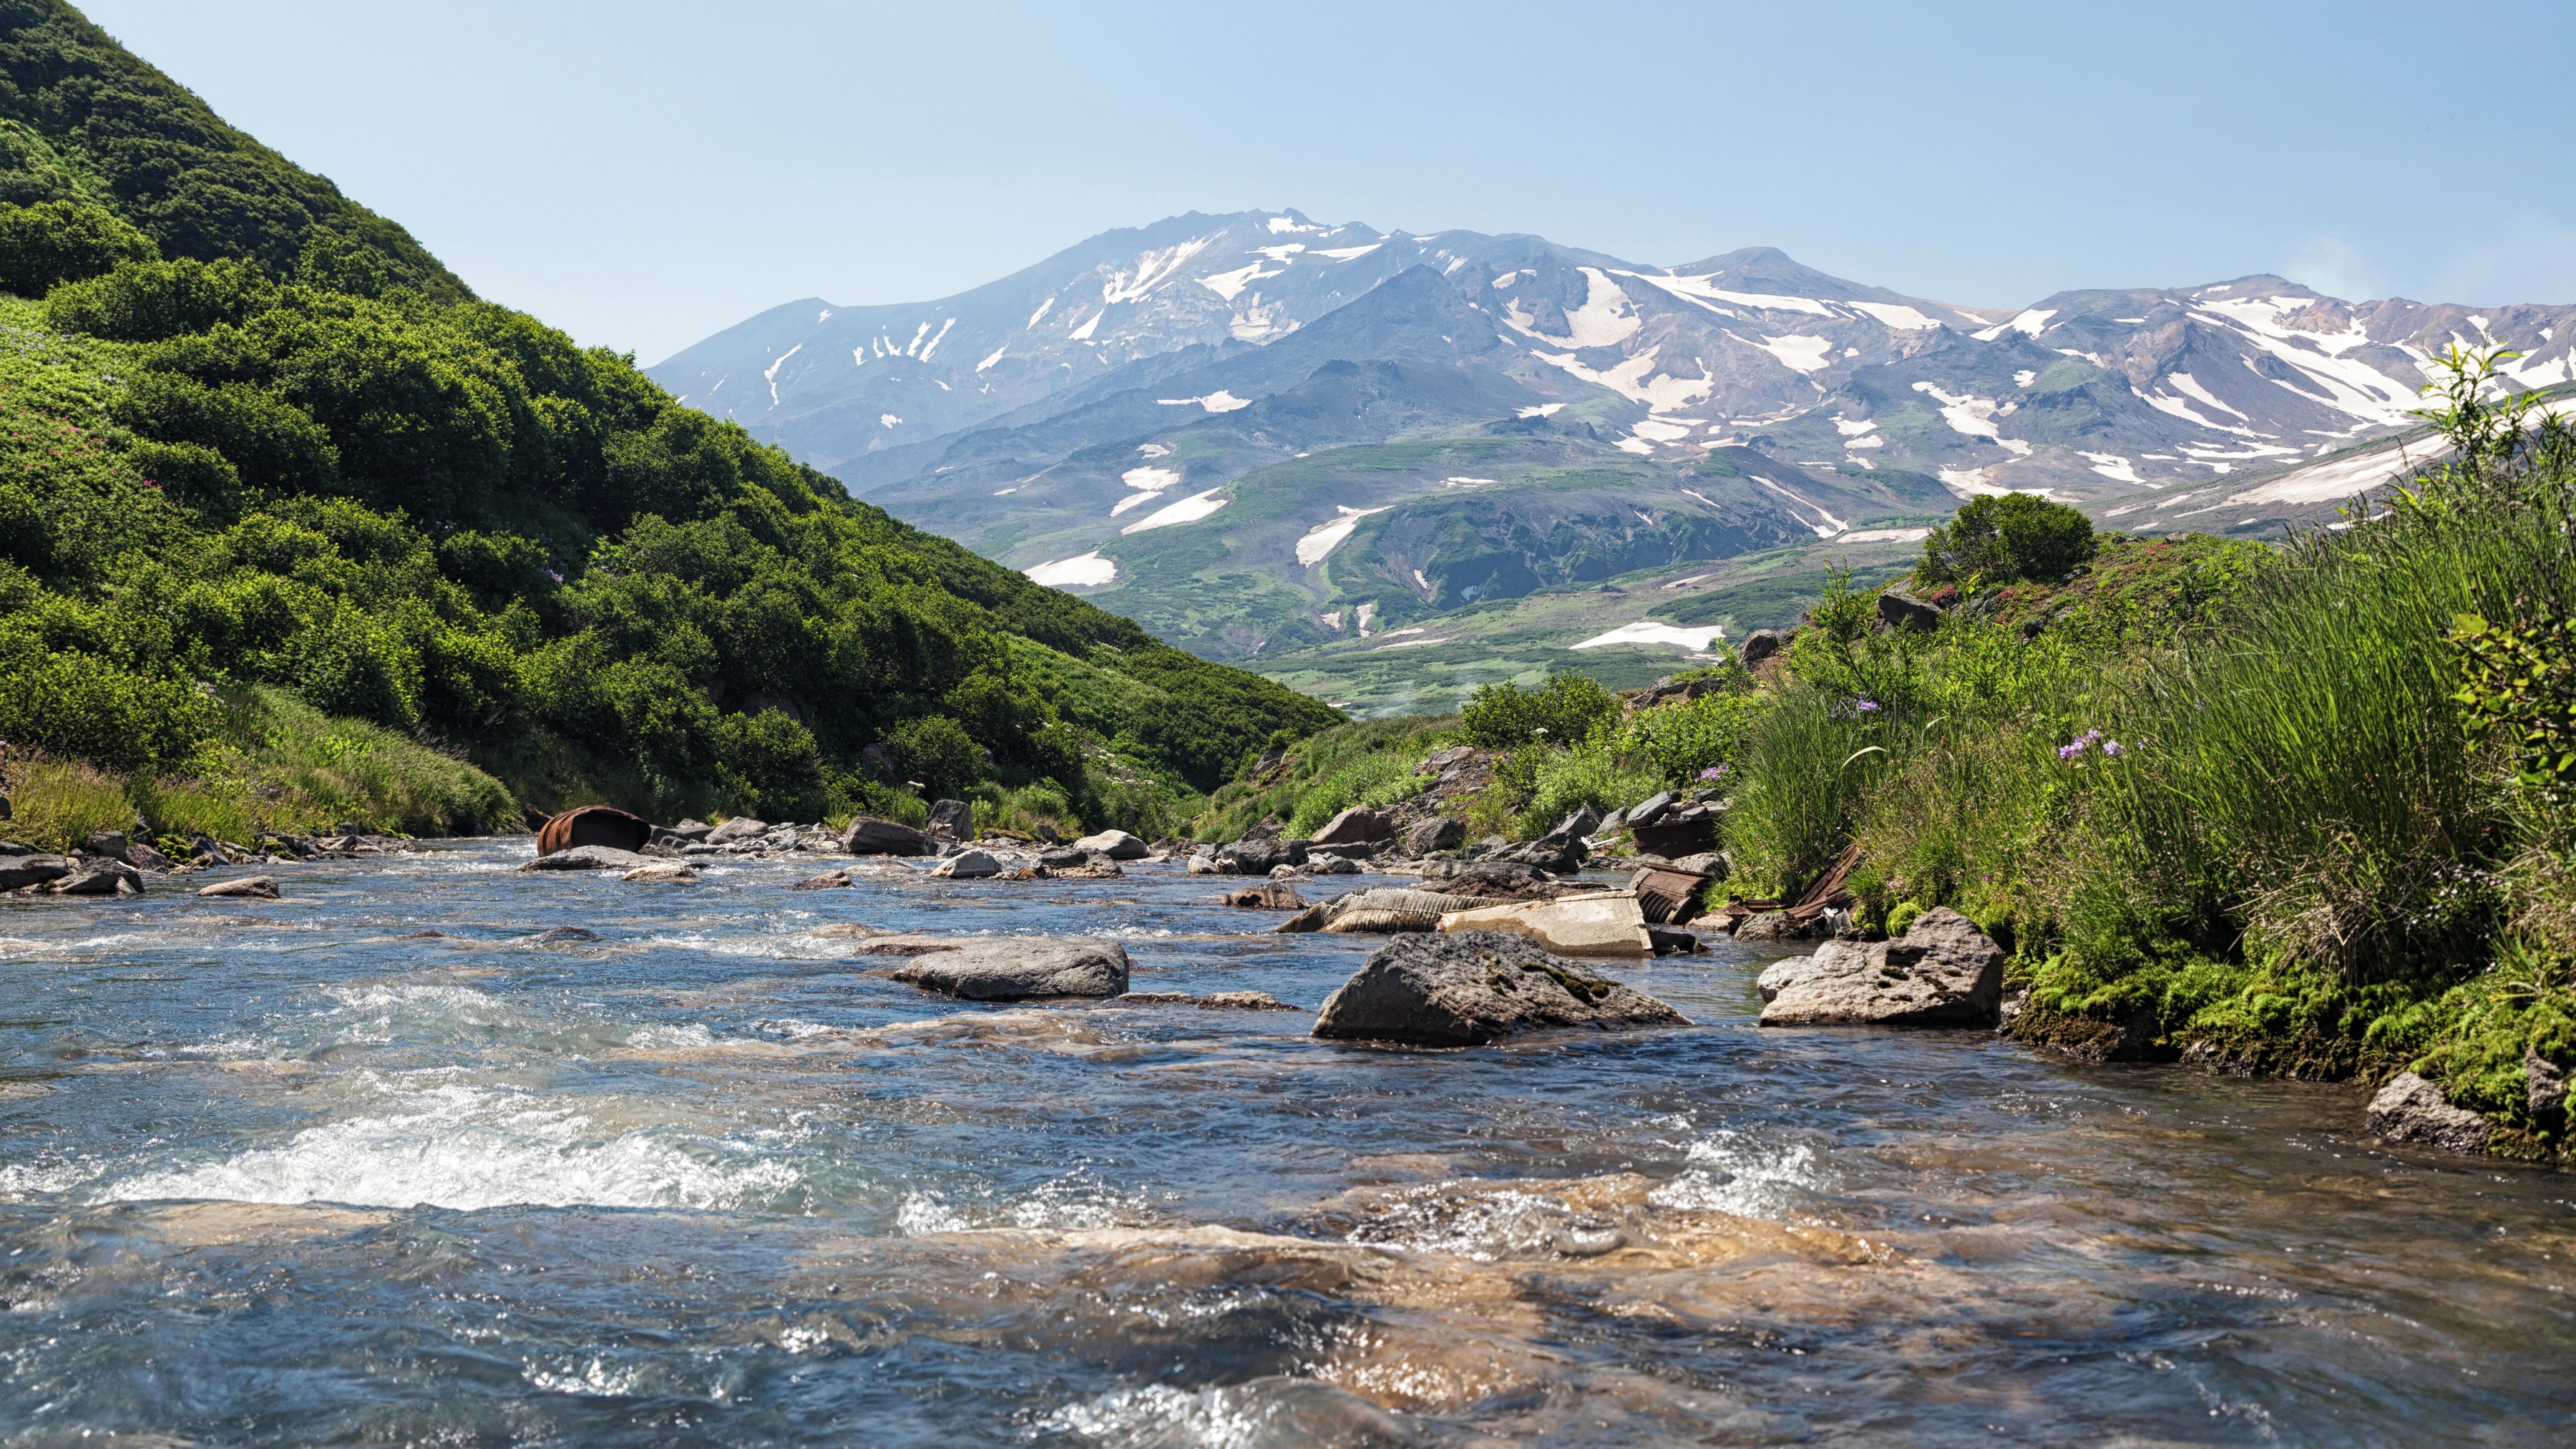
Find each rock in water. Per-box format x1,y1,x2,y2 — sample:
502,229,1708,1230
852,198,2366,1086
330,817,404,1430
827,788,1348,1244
887,938,1130,1000
1400,816,1466,855
1312,931,1688,1047
1436,892,1655,957
1311,806,1395,846
1220,881,1308,909
842,818,934,856
2366,1072,2492,1155
623,862,701,883
0,854,72,891
517,845,657,872
930,849,1001,879
1072,829,1149,860
195,875,280,899
1757,907,2004,1026
927,798,975,840
1734,910,1815,943
52,859,145,895
704,817,769,846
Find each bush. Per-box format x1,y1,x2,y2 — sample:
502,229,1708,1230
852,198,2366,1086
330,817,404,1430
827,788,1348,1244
1521,741,1662,836
0,200,155,296
0,650,218,771
1284,752,1430,836
2,758,136,851
883,714,981,801
42,256,272,341
1916,492,2097,588
718,708,829,820
1614,683,1762,785
1458,672,1620,749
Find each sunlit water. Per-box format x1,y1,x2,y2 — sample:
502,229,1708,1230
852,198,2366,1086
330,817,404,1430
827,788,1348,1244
1,840,2567,1445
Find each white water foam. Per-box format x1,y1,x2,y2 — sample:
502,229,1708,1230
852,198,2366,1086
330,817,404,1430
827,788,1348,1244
98,1083,803,1211
1649,1130,1829,1219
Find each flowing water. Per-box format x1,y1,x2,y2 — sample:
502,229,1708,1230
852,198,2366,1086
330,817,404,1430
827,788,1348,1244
0,840,2567,1445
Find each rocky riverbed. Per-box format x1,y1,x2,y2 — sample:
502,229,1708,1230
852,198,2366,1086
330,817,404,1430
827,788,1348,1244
1,839,2569,1443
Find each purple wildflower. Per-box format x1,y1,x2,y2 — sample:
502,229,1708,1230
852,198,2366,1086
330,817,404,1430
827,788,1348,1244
2103,739,2125,757
1856,699,1880,713
1698,765,1728,781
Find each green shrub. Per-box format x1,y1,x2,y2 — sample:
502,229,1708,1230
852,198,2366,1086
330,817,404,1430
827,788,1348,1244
0,650,218,771
42,256,273,341
0,199,154,296
4,758,136,850
1916,492,2097,588
718,708,829,820
1886,900,1924,936
1520,741,1662,835
1614,683,1762,785
1284,751,1430,836
884,714,981,801
1458,672,1620,749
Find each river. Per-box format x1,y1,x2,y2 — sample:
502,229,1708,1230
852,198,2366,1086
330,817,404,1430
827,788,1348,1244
1,840,2567,1444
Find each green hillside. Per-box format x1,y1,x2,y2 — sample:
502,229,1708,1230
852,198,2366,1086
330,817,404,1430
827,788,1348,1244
0,0,1334,841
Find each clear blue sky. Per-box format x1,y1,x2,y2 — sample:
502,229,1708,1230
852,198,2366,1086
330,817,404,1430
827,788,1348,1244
77,1,2576,364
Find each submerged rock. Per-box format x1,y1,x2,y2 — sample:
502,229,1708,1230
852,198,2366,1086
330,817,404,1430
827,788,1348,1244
1221,880,1309,909
1436,892,1655,957
623,862,701,883
887,937,1131,1000
1312,931,1689,1047
1115,990,1298,1011
517,845,655,872
194,875,280,899
2366,1071,2492,1156
1757,907,2004,1026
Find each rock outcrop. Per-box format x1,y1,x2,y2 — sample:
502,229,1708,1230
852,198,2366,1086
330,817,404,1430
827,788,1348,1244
2366,1072,2492,1156
1756,907,2004,1026
886,937,1131,1000
1312,932,1689,1047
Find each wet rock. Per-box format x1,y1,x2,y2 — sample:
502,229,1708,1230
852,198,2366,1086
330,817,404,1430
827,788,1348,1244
1186,851,1224,875
534,927,602,943
517,844,656,872
52,859,144,896
1220,880,1309,909
1733,910,1815,943
1739,628,1785,666
1312,806,1395,846
1400,815,1467,856
1072,829,1148,861
705,817,769,846
930,849,1001,879
1036,846,1090,869
1312,931,1689,1047
927,798,975,841
2367,1071,2492,1156
842,817,935,856
1116,990,1297,1011
1311,854,1361,875
1218,837,1307,875
1756,907,2004,1026
790,867,853,889
849,932,962,956
80,828,132,859
194,875,280,899
623,862,701,883
887,937,1131,1000
0,854,72,891
1279,887,1511,935
126,839,176,871
1436,892,1656,957
2529,1048,2569,1125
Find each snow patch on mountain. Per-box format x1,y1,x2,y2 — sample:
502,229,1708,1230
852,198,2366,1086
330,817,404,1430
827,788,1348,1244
1296,505,1389,567
1025,551,1117,588
1121,487,1229,535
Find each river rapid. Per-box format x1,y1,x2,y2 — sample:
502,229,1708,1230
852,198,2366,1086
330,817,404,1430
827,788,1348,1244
0,840,2567,1445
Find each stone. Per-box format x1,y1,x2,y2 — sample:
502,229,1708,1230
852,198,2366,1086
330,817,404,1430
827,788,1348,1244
1072,829,1149,860
623,862,701,883
0,854,72,890
194,875,280,899
517,844,657,872
2366,1071,2491,1156
1739,629,1785,667
1312,931,1689,1047
930,849,1001,879
1278,887,1508,935
704,817,769,845
2529,1048,2570,1124
52,859,144,896
1312,806,1395,846
1037,846,1090,869
80,828,131,859
1436,892,1656,957
927,798,975,840
1400,816,1467,856
1624,791,1676,829
0,839,31,855
887,937,1131,1000
1732,909,1814,943
1221,880,1309,909
1218,837,1307,875
1311,854,1361,874
842,817,935,856
1669,852,1729,879
849,932,962,956
1876,587,1943,633
1756,907,2004,1026
1199,990,1296,1011
1186,852,1223,875
668,818,713,841
125,839,175,871
1538,804,1600,848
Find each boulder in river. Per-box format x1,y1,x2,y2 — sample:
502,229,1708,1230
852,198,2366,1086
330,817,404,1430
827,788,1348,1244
0,854,72,891
843,817,934,856
1116,990,1297,1011
537,805,653,857
1072,829,1148,860
1217,837,1307,875
2366,1071,2492,1156
886,937,1131,1000
1279,887,1506,935
930,849,1001,879
623,862,701,883
1400,816,1466,855
52,859,145,895
1756,907,2004,1026
927,798,975,840
195,875,280,899
1220,880,1308,909
704,817,769,846
1312,806,1395,846
1436,892,1656,957
1733,910,1815,943
517,844,656,872
1312,931,1689,1047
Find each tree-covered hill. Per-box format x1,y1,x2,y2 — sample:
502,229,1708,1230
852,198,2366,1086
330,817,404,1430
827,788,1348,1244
0,0,1336,839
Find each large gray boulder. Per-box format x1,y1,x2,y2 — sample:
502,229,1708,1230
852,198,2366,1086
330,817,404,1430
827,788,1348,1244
1218,837,1307,875
2366,1071,2491,1155
1400,816,1466,855
704,817,769,845
886,937,1130,1000
0,854,72,891
517,844,656,872
929,849,1002,879
1072,829,1148,860
843,817,934,856
52,859,144,895
927,798,975,840
1312,931,1689,1047
195,875,280,899
1312,806,1395,845
2529,1049,2570,1126
1757,907,2004,1026
1277,887,1504,934
1877,587,1943,632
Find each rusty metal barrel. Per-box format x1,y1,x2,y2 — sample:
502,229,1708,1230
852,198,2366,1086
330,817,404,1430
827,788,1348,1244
535,805,653,857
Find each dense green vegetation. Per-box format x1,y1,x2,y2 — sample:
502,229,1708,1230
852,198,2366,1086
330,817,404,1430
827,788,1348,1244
0,0,1334,838
1196,359,2575,1158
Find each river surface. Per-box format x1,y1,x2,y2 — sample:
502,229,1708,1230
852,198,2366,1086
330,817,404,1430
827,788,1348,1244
0,840,2567,1445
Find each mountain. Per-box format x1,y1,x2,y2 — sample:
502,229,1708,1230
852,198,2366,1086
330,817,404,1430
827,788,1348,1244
0,0,1335,834
657,210,2576,708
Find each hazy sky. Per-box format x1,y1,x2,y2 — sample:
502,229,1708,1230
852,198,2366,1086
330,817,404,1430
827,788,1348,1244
77,1,2576,364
